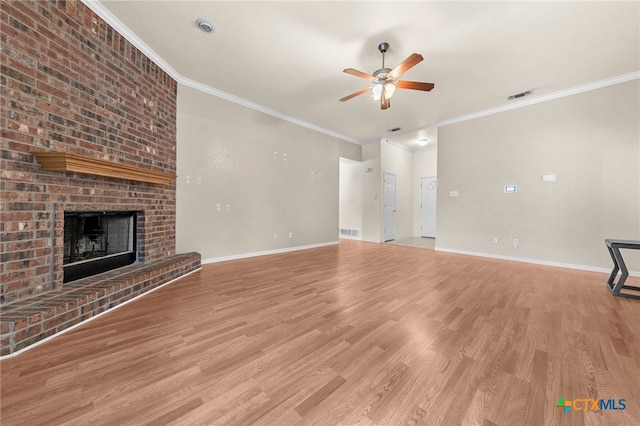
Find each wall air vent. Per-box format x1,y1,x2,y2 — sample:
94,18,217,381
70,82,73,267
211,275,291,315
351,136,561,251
507,90,533,100
387,127,401,133
340,228,359,237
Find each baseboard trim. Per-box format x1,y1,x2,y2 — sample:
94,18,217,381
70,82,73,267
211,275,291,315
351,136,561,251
338,235,361,241
339,236,383,243
435,247,640,277
202,241,339,264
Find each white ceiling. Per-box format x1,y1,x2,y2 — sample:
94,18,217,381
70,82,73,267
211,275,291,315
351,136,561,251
96,1,639,151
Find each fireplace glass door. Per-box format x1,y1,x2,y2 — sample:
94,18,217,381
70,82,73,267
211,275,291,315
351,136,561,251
63,211,138,282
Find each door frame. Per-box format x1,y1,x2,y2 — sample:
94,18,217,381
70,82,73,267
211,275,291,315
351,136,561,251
420,176,437,238
383,171,396,242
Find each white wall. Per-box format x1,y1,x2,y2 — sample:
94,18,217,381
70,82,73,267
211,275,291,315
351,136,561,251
412,147,438,236
436,79,640,272
178,74,639,276
381,140,414,239
339,141,361,162
337,142,385,243
339,159,363,238
176,84,352,261
360,143,383,242
340,140,431,243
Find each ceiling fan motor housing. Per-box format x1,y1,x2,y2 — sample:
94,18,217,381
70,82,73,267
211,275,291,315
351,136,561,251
373,68,392,82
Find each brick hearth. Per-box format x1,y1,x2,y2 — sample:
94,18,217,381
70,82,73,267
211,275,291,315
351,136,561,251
1,252,201,357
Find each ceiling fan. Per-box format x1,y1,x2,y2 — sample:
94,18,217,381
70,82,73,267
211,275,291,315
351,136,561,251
339,42,434,110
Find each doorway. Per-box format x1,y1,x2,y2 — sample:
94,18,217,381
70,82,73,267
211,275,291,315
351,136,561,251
421,176,436,238
383,172,396,242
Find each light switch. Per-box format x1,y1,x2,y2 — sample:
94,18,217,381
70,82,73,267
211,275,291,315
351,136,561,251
449,191,459,197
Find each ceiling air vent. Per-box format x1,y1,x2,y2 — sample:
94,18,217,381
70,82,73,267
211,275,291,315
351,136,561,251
387,127,401,133
507,90,532,100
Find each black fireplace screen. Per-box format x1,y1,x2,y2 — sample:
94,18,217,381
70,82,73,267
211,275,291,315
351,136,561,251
63,211,138,282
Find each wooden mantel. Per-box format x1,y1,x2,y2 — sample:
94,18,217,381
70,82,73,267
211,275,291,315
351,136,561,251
32,151,176,185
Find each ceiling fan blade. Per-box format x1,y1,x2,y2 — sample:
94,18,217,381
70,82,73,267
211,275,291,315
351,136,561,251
396,80,435,91
388,53,423,79
343,68,376,82
339,87,371,102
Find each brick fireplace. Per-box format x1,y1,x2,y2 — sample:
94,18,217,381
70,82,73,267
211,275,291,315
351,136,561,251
1,1,200,356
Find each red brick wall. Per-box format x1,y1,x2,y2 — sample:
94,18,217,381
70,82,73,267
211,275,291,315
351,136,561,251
1,0,177,305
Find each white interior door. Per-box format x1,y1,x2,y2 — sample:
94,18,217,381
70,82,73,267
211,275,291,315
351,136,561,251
383,172,396,242
421,176,437,238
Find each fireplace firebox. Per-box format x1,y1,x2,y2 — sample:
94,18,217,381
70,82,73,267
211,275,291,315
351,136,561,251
63,211,138,282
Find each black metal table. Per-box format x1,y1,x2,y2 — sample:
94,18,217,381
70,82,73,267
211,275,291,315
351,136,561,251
605,239,640,300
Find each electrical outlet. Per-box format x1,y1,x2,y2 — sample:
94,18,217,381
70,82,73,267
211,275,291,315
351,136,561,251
288,232,293,239
272,233,277,240
513,238,519,248
493,237,498,244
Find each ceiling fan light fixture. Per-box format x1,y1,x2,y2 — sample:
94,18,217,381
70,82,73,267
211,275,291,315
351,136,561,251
384,82,396,98
371,83,383,100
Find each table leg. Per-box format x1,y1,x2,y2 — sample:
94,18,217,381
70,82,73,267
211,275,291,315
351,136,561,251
606,245,620,290
610,246,629,294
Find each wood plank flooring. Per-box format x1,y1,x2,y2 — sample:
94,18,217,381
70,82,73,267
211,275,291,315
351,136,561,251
1,239,639,425
386,237,435,250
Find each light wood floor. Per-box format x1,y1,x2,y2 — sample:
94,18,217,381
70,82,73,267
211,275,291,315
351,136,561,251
2,240,639,425
386,237,436,250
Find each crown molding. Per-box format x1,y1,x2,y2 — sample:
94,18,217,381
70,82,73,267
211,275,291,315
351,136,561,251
382,137,437,154
360,137,383,145
437,71,640,128
180,77,360,144
82,0,181,81
83,1,638,146
414,144,437,154
81,0,359,146
383,138,414,153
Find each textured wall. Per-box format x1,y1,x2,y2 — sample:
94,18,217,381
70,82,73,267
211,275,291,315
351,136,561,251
436,80,640,271
381,141,414,240
339,140,361,162
176,84,340,260
360,143,382,242
339,159,363,237
1,1,178,304
340,142,439,242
